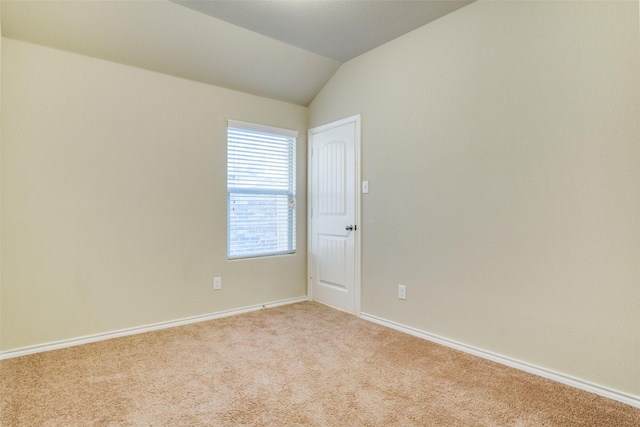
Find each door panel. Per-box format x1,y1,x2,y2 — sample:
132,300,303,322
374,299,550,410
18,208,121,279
318,142,346,215
318,234,347,289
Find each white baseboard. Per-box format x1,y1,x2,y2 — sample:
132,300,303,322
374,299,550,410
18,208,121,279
0,296,310,361
360,312,640,409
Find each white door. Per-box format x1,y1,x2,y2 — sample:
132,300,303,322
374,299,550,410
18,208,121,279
309,115,360,313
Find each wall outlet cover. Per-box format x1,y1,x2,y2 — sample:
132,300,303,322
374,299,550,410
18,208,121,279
398,284,406,300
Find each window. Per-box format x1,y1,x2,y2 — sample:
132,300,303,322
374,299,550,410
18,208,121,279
227,120,298,259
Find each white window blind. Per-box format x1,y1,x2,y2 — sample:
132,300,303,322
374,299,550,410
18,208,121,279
227,120,297,259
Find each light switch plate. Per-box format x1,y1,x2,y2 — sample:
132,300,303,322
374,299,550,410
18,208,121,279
362,181,369,194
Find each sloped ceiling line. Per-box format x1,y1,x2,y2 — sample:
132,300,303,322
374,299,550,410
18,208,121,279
1,0,472,106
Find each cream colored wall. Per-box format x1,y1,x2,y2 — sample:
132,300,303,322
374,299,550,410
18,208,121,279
0,4,3,351
309,1,640,396
1,38,308,350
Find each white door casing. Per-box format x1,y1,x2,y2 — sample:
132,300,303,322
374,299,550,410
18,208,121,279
308,115,361,314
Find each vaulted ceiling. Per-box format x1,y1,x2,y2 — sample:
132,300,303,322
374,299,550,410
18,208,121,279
1,1,473,106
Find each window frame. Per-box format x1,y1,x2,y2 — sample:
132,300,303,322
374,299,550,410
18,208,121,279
227,120,298,260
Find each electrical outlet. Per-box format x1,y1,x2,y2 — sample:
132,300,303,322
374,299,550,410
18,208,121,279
398,284,406,300
213,277,222,290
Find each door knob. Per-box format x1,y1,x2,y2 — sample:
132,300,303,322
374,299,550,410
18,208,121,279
345,225,356,231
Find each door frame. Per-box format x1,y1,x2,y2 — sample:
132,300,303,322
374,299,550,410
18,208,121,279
307,114,362,315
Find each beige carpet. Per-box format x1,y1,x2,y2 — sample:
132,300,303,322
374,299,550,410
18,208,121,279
1,302,638,426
